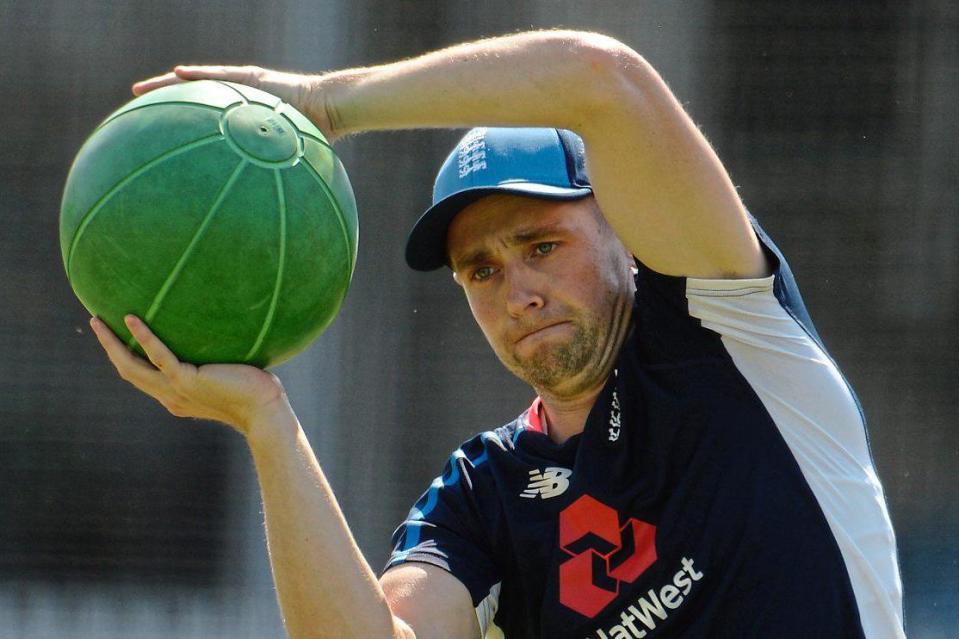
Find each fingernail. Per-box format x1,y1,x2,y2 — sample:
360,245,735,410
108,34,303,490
89,317,99,330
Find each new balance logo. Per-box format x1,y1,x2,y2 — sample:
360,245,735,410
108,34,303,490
521,467,572,499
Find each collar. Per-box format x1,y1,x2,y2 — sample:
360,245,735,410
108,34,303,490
524,396,548,436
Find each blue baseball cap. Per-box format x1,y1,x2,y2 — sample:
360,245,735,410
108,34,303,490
405,127,593,271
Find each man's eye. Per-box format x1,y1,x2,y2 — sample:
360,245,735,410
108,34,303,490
535,242,557,256
472,266,495,281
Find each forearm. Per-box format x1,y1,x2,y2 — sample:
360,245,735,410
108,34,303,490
312,28,760,278
246,408,413,639
316,29,645,137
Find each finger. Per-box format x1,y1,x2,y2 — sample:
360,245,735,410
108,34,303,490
131,71,186,96
174,64,260,85
123,315,183,377
90,317,164,386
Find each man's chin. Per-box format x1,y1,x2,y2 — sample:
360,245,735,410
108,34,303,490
507,328,604,393
511,350,586,392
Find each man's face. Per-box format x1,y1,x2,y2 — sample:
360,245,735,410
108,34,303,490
447,194,635,398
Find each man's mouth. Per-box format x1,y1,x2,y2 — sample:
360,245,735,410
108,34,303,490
515,321,571,345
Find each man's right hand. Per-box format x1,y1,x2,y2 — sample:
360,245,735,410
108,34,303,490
90,314,292,439
131,65,337,142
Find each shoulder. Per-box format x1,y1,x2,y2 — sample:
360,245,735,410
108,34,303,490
626,212,823,362
452,418,525,477
424,415,527,496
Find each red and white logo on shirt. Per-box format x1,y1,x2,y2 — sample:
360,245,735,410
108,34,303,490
558,495,658,618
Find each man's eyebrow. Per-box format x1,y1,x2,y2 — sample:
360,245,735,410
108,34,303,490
451,248,493,272
451,222,566,271
510,222,563,245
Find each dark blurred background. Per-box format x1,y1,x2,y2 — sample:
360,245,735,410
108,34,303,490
1,1,955,637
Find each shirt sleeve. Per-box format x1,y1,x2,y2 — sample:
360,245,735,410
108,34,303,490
384,435,501,618
629,212,821,365
676,216,904,632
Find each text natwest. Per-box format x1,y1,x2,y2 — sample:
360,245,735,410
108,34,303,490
588,557,705,639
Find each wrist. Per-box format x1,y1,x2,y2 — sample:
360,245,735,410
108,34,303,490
302,71,346,144
243,395,301,451
308,70,362,140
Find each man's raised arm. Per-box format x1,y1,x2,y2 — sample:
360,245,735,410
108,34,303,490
140,30,766,278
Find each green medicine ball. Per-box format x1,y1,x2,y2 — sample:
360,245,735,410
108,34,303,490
60,80,358,368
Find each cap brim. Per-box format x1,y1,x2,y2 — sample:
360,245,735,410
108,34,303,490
405,183,593,271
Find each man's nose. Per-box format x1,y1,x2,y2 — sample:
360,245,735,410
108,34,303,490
504,265,545,317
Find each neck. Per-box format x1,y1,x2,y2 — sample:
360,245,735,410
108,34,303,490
535,292,633,445
537,385,606,444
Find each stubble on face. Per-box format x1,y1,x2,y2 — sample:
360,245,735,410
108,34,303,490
506,318,600,392
500,281,624,398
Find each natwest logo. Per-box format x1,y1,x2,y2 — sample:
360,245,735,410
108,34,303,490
558,495,657,618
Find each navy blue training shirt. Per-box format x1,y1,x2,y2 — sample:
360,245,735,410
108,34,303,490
385,221,904,638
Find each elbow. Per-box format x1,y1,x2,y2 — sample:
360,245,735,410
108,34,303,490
537,30,655,123
391,614,418,639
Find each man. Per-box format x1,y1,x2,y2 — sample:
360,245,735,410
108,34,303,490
91,30,904,638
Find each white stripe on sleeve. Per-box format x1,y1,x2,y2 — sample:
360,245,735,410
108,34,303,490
475,582,501,638
686,275,904,639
